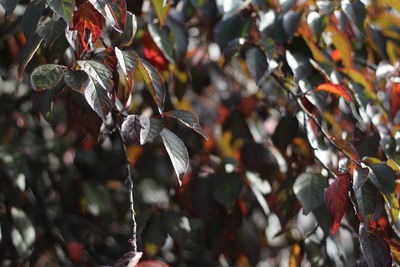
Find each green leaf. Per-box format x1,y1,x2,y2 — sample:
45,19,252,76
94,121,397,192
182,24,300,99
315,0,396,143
245,46,268,85
18,34,43,77
214,14,252,50
114,11,137,47
283,10,303,41
166,17,188,62
148,23,175,63
293,173,328,215
115,48,139,76
137,58,166,114
353,167,370,191
10,207,36,257
356,181,377,223
160,128,189,185
83,77,113,121
367,163,396,196
0,0,19,15
279,0,296,13
359,226,392,267
77,60,113,91
151,0,171,27
46,0,75,26
37,19,67,46
212,172,244,210
64,69,88,91
307,11,328,41
121,114,164,144
22,0,46,39
88,0,127,32
341,0,367,34
163,109,208,140
31,64,66,91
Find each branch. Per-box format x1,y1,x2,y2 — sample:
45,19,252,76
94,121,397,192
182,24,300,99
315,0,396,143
116,125,138,253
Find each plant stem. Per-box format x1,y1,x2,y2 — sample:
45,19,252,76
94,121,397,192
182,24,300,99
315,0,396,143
116,125,138,252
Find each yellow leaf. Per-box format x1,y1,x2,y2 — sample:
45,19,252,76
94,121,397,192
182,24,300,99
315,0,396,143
382,0,400,12
327,25,352,69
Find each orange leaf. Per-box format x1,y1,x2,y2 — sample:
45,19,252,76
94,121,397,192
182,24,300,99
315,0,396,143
327,25,353,69
390,83,400,116
71,2,104,52
324,172,350,234
314,83,352,102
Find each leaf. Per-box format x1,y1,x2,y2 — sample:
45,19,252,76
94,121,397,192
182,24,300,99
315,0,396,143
115,12,137,47
307,12,328,41
326,25,352,69
31,64,66,91
356,181,377,223
115,48,139,76
367,163,396,196
390,83,400,116
83,77,113,121
353,167,370,191
143,31,169,70
71,2,104,52
114,251,143,267
163,110,208,140
381,0,400,12
148,23,175,63
64,69,88,91
46,0,75,26
214,14,252,50
77,60,113,91
324,173,350,234
18,34,43,77
121,115,163,145
279,0,296,13
314,83,352,102
151,0,171,27
293,173,328,215
166,17,189,63
37,19,67,46
88,0,127,32
341,0,367,34
22,0,46,39
160,128,189,185
245,47,268,85
10,207,36,257
283,10,303,41
137,58,166,114
0,0,20,15
212,172,244,210
359,226,392,267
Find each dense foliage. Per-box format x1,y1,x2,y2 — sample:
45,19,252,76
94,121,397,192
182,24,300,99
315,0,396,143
1,0,400,265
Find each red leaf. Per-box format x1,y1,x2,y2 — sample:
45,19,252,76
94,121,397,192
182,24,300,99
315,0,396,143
314,83,353,102
143,31,168,71
70,2,104,52
67,241,84,264
390,82,400,116
137,260,170,267
324,172,350,234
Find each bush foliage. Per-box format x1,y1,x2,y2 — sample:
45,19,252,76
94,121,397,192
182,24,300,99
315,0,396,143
1,0,400,266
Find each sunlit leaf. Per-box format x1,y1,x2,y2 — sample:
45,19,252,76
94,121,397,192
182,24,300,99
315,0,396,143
160,128,189,185
137,58,166,114
163,109,208,140
18,34,43,77
88,0,127,32
115,48,139,76
148,23,174,63
143,31,169,70
46,0,75,26
324,173,350,234
279,0,296,13
341,0,366,33
0,0,19,15
121,114,164,145
114,251,143,267
327,25,352,69
71,2,104,52
293,173,328,215
83,77,113,121
353,167,369,191
31,64,66,91
314,83,352,102
382,0,400,12
283,10,303,41
151,0,171,27
77,60,113,91
115,12,137,47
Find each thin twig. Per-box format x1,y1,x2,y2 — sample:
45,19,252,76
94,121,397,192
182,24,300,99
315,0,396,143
116,125,138,252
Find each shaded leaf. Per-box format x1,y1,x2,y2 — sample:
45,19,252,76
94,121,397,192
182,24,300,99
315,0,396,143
293,173,328,215
71,2,104,52
121,114,163,145
46,0,75,26
64,69,88,91
148,23,174,63
113,251,143,267
359,226,392,267
151,0,171,27
279,0,296,13
307,11,327,41
77,60,113,91
115,48,139,76
214,14,252,50
212,172,244,210
115,12,137,47
160,128,189,185
353,167,370,191
137,260,170,267
83,77,113,121
0,0,19,15
163,109,208,140
137,58,166,114
324,173,350,234
18,34,43,77
356,181,377,223
341,0,366,33
283,10,303,41
314,83,352,102
22,0,46,39
367,163,396,196
88,0,127,32
10,207,36,257
37,19,67,46
245,46,268,85
31,64,66,91
166,17,188,62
